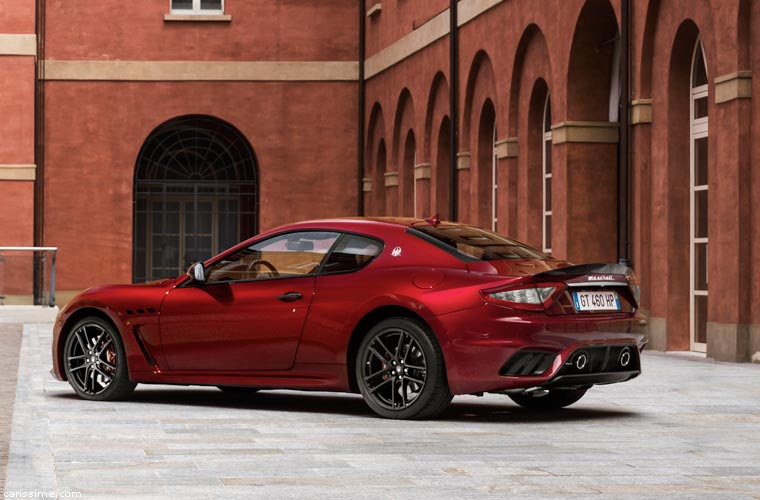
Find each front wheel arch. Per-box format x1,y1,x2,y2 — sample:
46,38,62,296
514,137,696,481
58,307,123,381
62,315,136,400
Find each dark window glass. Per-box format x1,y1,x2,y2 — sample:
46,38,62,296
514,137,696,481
544,98,552,133
694,137,708,186
172,0,193,10
544,140,552,175
694,96,708,119
205,231,339,283
695,295,708,344
694,242,708,291
320,234,383,274
201,0,222,10
692,44,708,87
544,215,552,251
695,190,708,239
408,224,548,262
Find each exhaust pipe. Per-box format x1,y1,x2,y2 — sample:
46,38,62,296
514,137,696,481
619,347,632,368
573,351,589,370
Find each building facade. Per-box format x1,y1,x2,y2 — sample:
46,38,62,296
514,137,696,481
0,0,758,362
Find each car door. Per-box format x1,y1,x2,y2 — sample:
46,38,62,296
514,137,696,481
295,233,385,364
159,231,340,372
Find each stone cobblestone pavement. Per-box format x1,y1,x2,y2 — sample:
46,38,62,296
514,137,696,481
0,323,22,492
3,323,760,499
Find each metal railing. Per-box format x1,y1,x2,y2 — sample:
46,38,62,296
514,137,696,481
0,246,58,307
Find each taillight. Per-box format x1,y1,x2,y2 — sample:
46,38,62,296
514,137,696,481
481,283,565,311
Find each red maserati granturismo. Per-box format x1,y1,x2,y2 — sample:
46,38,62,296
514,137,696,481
52,217,646,419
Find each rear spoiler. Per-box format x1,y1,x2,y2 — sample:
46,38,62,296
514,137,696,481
533,263,640,308
532,263,633,278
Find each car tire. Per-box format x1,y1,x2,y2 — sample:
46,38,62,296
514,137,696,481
217,386,260,394
356,317,453,420
508,388,588,410
63,316,136,401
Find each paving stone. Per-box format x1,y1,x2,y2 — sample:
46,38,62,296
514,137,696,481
4,324,760,499
0,323,22,491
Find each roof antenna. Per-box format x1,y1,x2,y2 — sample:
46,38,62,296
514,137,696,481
424,213,441,227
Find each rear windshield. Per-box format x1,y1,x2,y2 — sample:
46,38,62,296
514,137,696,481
408,224,548,262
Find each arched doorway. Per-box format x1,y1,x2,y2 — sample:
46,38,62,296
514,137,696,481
133,115,258,283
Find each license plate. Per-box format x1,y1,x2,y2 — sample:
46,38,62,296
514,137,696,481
572,291,620,311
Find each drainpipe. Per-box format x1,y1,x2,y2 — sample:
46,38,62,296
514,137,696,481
33,0,46,304
358,1,366,216
617,0,630,266
449,0,459,221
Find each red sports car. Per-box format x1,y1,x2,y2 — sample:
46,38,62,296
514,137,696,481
52,217,646,419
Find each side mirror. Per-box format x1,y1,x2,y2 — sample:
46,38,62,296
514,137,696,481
186,262,206,284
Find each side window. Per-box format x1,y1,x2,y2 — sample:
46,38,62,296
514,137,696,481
205,231,339,283
320,234,382,275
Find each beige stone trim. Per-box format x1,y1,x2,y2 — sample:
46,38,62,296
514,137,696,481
362,177,372,192
456,152,471,170
365,0,507,78
0,34,36,56
414,163,432,180
367,3,382,18
644,313,666,352
0,164,36,181
164,14,232,22
494,137,518,159
631,99,652,125
42,60,360,82
365,10,449,79
0,295,35,306
55,290,83,307
384,171,399,187
551,121,619,144
715,71,752,104
706,322,751,362
458,0,503,25
750,325,760,363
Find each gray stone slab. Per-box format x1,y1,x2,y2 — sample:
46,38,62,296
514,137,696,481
4,324,760,499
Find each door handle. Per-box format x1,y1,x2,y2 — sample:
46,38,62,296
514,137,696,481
277,292,303,302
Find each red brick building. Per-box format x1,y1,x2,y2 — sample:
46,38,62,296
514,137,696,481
0,1,757,362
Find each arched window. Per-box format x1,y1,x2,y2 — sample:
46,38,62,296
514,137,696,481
133,115,258,282
492,123,498,231
374,139,387,216
542,95,553,253
477,99,497,230
690,39,708,351
435,116,451,220
403,130,416,217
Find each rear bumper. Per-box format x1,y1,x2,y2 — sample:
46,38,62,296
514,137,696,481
438,303,647,395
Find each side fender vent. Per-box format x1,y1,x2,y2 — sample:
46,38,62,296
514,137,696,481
132,327,157,368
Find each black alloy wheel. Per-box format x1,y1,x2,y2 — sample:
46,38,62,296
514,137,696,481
63,317,136,401
356,317,452,419
508,388,588,410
